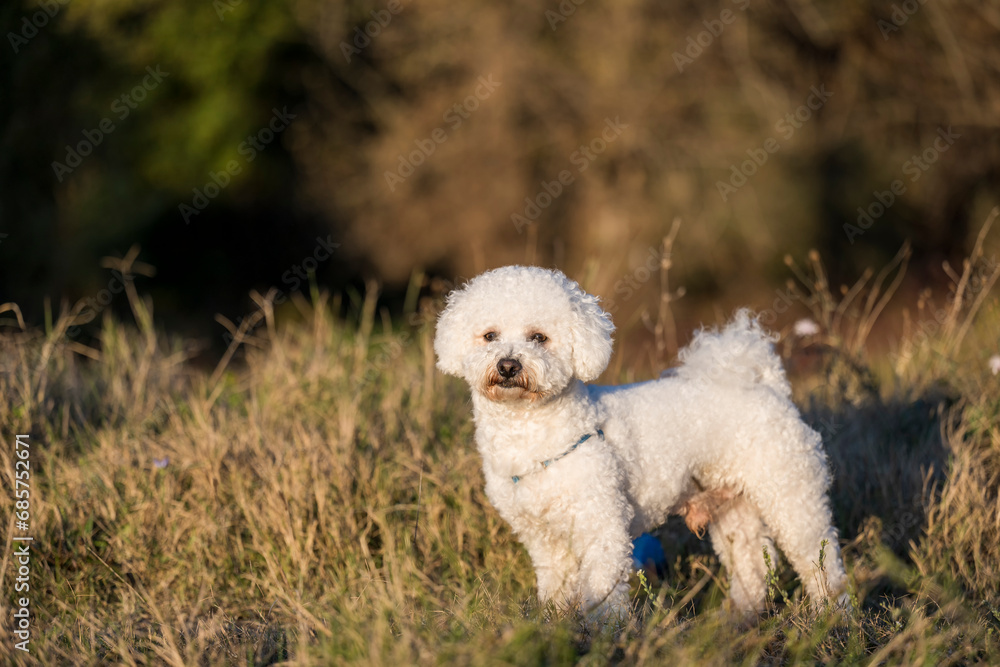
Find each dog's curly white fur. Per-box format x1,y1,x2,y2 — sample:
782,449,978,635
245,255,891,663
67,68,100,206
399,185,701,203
434,265,847,619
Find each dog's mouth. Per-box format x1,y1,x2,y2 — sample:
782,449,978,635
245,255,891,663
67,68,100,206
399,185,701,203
482,368,543,402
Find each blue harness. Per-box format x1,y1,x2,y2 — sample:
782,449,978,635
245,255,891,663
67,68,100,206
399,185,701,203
511,428,604,484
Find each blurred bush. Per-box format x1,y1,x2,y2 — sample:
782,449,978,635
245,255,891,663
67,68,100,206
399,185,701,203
294,0,1000,292
1,0,998,333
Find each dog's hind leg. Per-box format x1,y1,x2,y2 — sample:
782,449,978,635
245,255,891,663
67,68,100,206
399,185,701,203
709,497,774,614
758,492,848,607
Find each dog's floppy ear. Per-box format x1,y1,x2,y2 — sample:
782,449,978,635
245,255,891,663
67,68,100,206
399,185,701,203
434,284,472,377
567,282,615,381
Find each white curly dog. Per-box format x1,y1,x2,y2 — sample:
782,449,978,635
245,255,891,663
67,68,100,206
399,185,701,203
434,265,848,620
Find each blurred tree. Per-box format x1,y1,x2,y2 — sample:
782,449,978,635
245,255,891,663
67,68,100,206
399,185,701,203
1,0,998,344
290,0,1000,299
1,0,330,331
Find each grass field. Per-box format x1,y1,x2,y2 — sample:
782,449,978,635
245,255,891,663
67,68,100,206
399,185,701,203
2,231,1000,665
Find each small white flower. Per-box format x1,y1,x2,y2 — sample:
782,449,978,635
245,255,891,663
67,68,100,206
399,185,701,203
988,354,1000,376
793,318,820,337
153,457,170,469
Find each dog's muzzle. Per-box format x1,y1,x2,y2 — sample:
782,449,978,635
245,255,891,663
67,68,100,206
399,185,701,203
496,358,522,381
483,357,539,400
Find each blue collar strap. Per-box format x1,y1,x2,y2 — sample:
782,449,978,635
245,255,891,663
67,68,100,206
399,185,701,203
511,428,604,484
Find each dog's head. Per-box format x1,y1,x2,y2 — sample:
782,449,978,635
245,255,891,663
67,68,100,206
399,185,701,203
434,266,615,403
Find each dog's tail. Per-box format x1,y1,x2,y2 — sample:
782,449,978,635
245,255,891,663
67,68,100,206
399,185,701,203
674,309,791,398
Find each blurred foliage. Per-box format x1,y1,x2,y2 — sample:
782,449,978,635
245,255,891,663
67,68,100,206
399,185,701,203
295,0,1000,295
1,0,315,328
1,0,999,336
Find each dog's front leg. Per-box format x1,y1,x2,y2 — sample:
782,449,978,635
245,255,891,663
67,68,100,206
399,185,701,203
573,509,634,622
519,503,633,621
521,535,580,608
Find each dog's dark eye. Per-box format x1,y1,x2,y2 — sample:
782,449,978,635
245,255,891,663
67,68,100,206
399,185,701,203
483,331,498,342
530,332,548,344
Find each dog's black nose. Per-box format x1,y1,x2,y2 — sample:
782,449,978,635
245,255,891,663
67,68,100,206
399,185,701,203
497,358,522,379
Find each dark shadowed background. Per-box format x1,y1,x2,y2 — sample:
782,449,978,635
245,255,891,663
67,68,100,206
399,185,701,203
2,0,998,361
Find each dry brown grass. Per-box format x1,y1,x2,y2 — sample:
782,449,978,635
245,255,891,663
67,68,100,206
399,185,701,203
1,228,999,664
